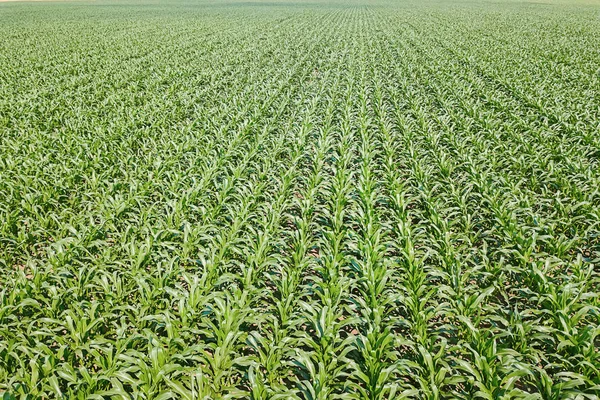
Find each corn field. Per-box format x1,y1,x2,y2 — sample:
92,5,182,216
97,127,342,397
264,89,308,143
1,0,599,398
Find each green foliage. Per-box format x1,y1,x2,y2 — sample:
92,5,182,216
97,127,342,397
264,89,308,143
0,0,599,398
